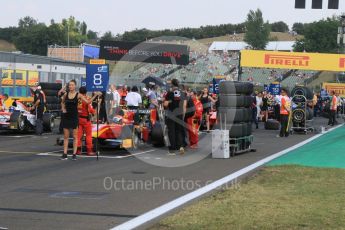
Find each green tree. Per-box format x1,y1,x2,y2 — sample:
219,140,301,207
47,23,66,46
244,9,270,50
2,16,96,54
18,16,37,29
292,22,306,35
0,27,20,42
80,21,87,35
87,30,98,40
293,39,305,52
293,17,339,53
14,23,48,55
270,21,289,32
61,16,88,46
101,31,116,41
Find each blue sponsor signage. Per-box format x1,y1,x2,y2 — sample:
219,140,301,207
86,64,109,92
81,76,87,87
211,78,225,94
265,83,281,96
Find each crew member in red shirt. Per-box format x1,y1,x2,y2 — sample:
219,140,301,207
186,91,203,148
118,85,128,106
77,87,96,155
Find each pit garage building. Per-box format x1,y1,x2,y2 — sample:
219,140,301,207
0,51,86,97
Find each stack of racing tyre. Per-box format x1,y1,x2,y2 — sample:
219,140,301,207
218,81,254,138
40,82,62,115
290,86,314,130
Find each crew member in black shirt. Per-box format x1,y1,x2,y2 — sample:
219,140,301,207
31,87,45,135
164,79,187,155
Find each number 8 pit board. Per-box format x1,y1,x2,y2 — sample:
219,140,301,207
86,64,110,92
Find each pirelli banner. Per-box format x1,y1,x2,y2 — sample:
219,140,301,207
241,50,345,72
99,41,189,65
323,83,345,97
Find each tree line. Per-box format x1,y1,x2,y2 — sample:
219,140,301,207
0,13,342,55
243,9,340,53
0,16,98,56
101,21,291,42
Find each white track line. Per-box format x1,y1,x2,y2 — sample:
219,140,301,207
0,150,41,154
118,149,156,159
37,152,122,159
0,150,61,154
111,124,344,230
37,149,156,159
0,135,35,138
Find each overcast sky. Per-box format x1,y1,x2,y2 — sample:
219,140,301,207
0,0,343,35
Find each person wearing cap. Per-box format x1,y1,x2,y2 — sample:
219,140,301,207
37,85,47,105
31,83,46,105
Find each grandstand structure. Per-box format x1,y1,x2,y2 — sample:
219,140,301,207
46,39,316,90
112,48,317,90
111,51,236,87
280,70,316,88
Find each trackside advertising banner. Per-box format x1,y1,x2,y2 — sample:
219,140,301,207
323,82,345,97
99,41,189,65
241,50,345,72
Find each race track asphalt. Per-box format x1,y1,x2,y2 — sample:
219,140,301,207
0,117,338,230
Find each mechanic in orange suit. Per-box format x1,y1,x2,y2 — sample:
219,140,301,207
77,87,96,155
118,85,128,106
186,91,203,149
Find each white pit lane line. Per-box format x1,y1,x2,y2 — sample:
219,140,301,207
0,135,36,138
37,149,156,159
0,150,62,154
0,133,54,138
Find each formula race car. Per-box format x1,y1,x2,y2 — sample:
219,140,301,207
57,108,166,151
0,100,55,132
91,108,165,149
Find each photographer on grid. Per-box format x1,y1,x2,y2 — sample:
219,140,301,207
164,79,187,155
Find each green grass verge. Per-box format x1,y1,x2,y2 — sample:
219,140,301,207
150,165,345,230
